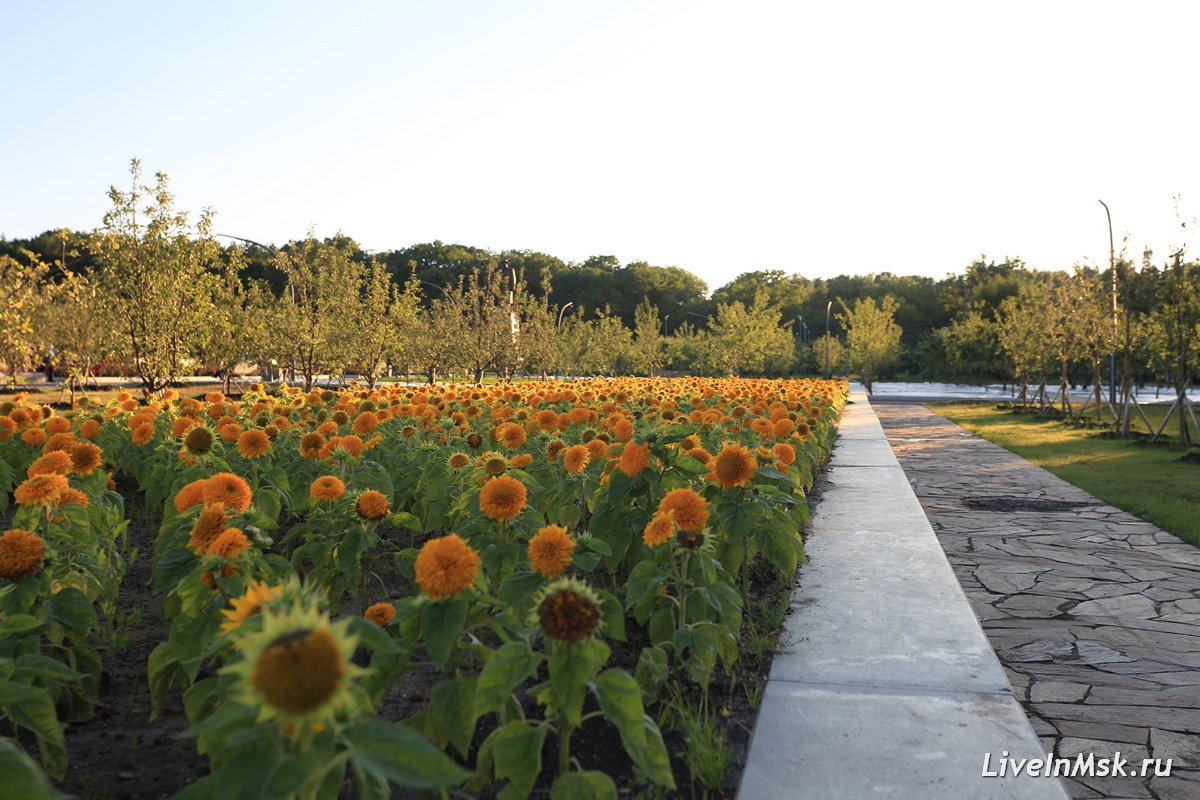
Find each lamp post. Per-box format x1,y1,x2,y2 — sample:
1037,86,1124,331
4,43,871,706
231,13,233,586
824,300,832,380
662,314,670,335
1099,200,1117,406
556,301,574,332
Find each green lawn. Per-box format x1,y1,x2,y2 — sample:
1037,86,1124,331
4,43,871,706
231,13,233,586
930,402,1200,547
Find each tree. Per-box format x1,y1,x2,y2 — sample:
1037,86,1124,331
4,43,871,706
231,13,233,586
995,286,1052,404
700,293,795,376
269,235,365,390
0,250,49,380
837,295,903,394
91,160,221,396
29,273,119,402
627,300,664,376
446,260,524,383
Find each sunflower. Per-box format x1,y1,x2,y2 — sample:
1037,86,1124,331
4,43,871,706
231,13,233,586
224,599,363,730
585,438,609,460
528,525,574,578
173,478,209,512
466,433,483,450
772,442,796,467
414,534,480,599
207,527,251,559
617,441,651,478
351,412,379,435
69,442,103,475
203,472,254,512
363,602,396,626
21,428,47,448
131,422,155,446
708,442,758,489
546,440,567,462
657,488,709,533
479,475,527,522
447,452,470,469
220,580,282,633
355,490,389,520
613,419,634,443
13,473,68,506
237,429,271,458
562,445,589,474
495,422,526,450
310,476,346,502
184,426,214,457
172,416,197,439
45,416,71,434
536,578,603,644
467,446,503,473
0,529,46,579
188,503,232,553
643,511,676,548
27,450,73,477
43,432,78,454
0,416,16,440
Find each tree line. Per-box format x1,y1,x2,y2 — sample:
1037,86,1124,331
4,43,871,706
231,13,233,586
3,162,1199,406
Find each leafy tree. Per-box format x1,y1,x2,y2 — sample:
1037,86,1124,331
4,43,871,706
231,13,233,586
269,235,365,390
0,250,49,380
700,293,794,376
90,160,221,396
446,260,525,383
995,286,1053,404
932,307,1001,385
805,333,845,378
837,295,903,394
627,300,664,376
710,270,812,323
30,273,119,401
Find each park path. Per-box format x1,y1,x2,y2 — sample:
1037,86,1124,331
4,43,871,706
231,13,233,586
873,402,1200,800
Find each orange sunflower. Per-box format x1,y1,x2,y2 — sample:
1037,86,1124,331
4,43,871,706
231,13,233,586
27,450,73,477
131,422,155,446
207,527,251,559
69,442,103,475
355,490,389,520
643,511,676,548
479,475,527,522
414,534,480,599
310,476,346,502
528,525,574,578
0,528,46,578
220,580,281,633
617,441,651,477
363,602,396,626
657,488,709,533
188,503,232,553
13,473,69,506
708,442,758,489
173,478,209,512
562,445,589,474
237,429,271,458
202,472,254,512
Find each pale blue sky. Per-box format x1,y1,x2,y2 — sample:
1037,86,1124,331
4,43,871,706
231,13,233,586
4,0,1199,289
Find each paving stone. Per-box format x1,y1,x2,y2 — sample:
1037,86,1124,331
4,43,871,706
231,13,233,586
1150,773,1200,800
1150,729,1200,769
1071,595,1160,619
1057,737,1150,765
1054,721,1150,745
1030,682,1089,703
998,595,1076,618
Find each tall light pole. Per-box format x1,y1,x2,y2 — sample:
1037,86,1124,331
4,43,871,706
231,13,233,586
824,300,832,380
662,314,670,335
1099,200,1117,406
556,301,574,332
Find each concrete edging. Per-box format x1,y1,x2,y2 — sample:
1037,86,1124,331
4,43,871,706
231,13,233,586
737,387,1069,799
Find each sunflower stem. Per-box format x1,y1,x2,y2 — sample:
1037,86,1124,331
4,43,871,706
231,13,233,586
678,548,690,631
558,720,574,777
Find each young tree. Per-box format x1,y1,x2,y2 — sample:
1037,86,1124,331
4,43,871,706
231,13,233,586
30,273,119,402
837,295,903,394
995,286,1051,405
90,160,221,396
628,299,664,376
0,250,49,380
701,293,794,376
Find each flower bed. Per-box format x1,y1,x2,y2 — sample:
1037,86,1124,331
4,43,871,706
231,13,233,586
0,377,846,798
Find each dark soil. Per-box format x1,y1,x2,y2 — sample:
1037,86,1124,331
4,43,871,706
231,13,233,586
36,471,824,800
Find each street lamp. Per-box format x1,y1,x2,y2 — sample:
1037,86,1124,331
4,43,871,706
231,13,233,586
557,301,574,332
663,314,670,335
824,300,832,380
1099,199,1117,407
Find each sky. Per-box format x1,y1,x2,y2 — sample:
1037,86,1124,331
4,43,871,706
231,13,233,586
4,0,1200,291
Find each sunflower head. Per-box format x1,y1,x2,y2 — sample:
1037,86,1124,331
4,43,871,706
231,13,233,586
223,597,362,732
13,473,69,506
535,578,603,644
203,472,254,512
364,602,396,626
447,452,470,469
528,525,574,579
657,488,709,533
414,534,479,599
0,528,46,579
184,426,214,457
643,511,676,548
479,475,527,522
355,490,389,521
310,476,346,502
708,442,758,489
238,429,271,458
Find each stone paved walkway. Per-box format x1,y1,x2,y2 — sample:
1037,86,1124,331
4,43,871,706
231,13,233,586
873,402,1200,800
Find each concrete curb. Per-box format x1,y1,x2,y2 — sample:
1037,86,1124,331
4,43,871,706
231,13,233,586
737,388,1069,799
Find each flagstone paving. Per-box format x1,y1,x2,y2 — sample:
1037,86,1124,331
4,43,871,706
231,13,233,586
873,402,1200,800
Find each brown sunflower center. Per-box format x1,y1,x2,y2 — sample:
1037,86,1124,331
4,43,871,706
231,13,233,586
251,628,344,715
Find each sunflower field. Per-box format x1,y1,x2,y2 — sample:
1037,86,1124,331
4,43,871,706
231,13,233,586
0,376,846,799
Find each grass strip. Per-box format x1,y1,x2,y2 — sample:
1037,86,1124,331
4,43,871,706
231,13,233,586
930,402,1200,547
